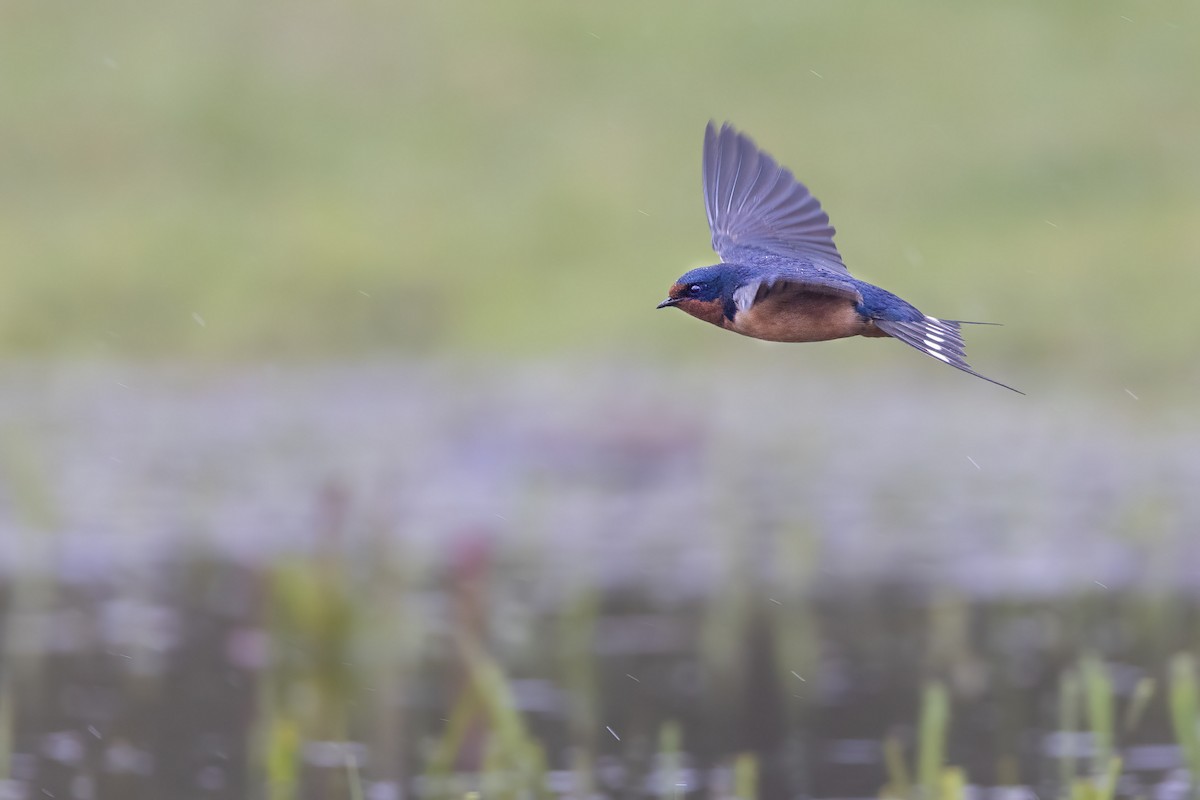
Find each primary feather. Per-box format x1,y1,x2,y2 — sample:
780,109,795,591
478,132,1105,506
703,122,847,271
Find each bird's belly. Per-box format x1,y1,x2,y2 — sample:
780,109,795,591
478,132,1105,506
726,295,868,343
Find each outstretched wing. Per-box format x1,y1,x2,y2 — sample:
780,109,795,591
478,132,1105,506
873,316,1023,394
704,121,847,272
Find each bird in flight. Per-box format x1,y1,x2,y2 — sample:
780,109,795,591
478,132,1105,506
658,122,1021,393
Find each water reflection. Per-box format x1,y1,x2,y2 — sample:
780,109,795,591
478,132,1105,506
3,558,1197,798
0,363,1197,798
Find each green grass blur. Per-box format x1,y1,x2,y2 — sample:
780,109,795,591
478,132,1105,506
3,0,1197,387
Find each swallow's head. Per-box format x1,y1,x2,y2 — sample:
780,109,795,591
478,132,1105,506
657,265,731,326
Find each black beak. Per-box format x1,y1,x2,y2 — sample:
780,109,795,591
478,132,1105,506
656,297,681,309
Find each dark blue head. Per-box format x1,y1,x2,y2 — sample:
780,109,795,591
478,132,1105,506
658,261,735,306
656,264,738,327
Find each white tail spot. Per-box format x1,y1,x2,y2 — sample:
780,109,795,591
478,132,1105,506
930,351,950,363
924,315,953,333
925,340,943,351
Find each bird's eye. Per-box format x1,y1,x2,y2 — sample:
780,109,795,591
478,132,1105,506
688,284,703,295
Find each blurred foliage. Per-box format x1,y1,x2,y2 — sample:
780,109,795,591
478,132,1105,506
916,682,949,798
1168,654,1200,799
2,0,1198,387
1080,653,1115,774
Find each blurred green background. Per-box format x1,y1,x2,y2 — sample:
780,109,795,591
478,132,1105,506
3,0,1197,389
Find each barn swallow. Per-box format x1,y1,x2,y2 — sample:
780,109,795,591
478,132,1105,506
658,122,1021,393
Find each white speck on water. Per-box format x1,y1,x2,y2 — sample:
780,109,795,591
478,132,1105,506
637,209,650,216
587,31,600,39
606,725,621,741
109,456,123,464
103,57,118,69
769,597,782,605
1094,580,1109,589
106,650,133,660
625,673,640,683
1119,15,1133,22
809,69,823,79
1125,388,1139,400
88,726,101,739
790,670,806,682
115,381,129,389
191,312,206,328
966,456,981,470
358,290,371,297
1044,220,1059,228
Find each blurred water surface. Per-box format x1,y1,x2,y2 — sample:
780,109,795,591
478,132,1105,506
1,362,1198,798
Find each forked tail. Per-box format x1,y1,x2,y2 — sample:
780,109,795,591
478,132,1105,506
872,316,1023,394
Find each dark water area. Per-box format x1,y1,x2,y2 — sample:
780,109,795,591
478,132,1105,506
3,559,1198,799
1,362,1198,799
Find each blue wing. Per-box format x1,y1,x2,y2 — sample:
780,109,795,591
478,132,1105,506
703,122,848,273
732,272,862,314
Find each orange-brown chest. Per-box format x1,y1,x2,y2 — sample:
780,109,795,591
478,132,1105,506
726,293,869,343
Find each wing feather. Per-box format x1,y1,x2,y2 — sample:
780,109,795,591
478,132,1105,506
704,122,847,270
